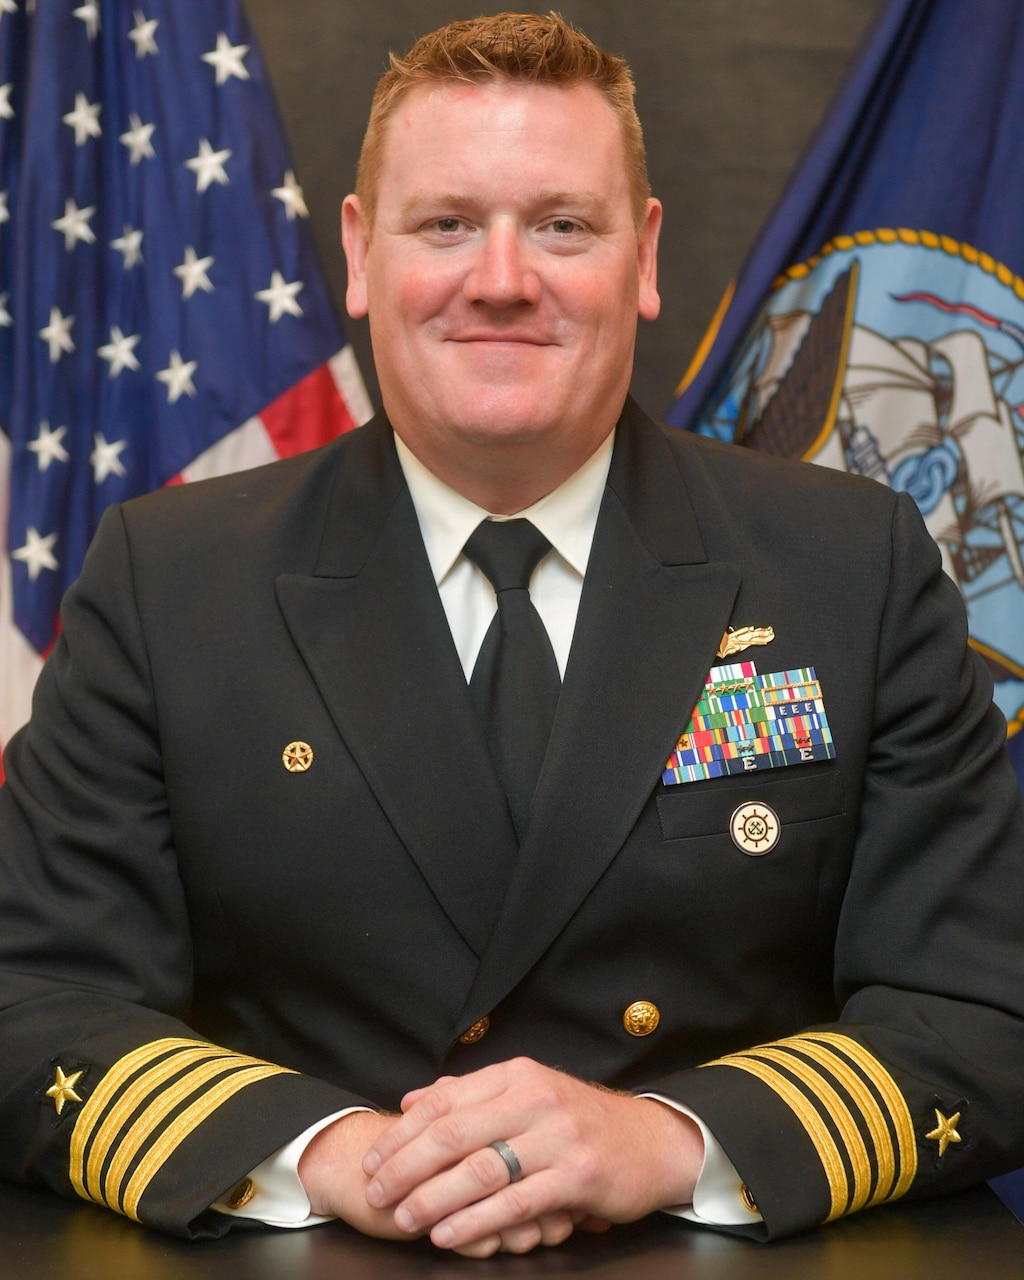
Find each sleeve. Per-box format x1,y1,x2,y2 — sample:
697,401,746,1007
639,493,1024,1240
0,506,372,1239
640,1095,763,1226
211,1109,369,1227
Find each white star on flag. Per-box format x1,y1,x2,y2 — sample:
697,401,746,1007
62,92,102,147
174,246,215,299
128,10,159,58
52,198,96,251
185,138,231,193
73,2,100,41
27,422,70,472
0,291,11,327
272,170,309,221
119,113,156,165
202,33,250,85
156,350,199,403
256,271,304,322
111,225,144,269
0,83,12,120
98,326,142,377
0,0,18,22
0,190,9,223
12,528,59,581
38,307,75,362
90,434,128,483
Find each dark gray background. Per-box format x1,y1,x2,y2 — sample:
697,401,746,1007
244,2,881,419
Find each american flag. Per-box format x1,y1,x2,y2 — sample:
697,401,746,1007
0,0,371,778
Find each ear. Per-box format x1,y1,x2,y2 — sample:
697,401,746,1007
341,194,370,319
637,198,662,322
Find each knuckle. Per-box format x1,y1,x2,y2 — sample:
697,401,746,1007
541,1211,575,1246
431,1113,467,1153
503,1223,542,1254
506,1055,539,1081
565,1146,599,1190
503,1183,534,1221
419,1089,452,1122
466,1147,504,1189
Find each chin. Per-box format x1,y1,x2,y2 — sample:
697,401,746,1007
445,393,558,446
452,412,558,450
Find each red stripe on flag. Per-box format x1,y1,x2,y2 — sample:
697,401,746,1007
259,363,358,457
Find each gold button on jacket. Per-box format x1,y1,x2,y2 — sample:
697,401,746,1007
623,1001,661,1037
458,1016,490,1044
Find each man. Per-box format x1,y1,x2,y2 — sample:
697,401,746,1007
1,12,1023,1258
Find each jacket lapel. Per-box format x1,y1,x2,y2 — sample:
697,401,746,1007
275,418,518,958
458,404,742,1025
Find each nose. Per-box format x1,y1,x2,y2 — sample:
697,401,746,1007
463,222,541,307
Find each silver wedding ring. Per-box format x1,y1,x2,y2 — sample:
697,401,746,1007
488,1139,524,1183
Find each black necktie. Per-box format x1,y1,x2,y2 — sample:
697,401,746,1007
463,519,561,842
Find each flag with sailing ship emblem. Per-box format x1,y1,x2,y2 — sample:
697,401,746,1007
667,0,1024,789
0,1,372,779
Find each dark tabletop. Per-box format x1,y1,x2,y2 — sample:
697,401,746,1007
2,1179,1022,1280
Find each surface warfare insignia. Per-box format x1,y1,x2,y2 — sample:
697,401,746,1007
717,624,775,660
663,661,836,786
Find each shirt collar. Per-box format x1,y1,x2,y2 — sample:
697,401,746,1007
395,430,614,586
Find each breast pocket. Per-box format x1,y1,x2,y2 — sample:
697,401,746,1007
656,767,846,845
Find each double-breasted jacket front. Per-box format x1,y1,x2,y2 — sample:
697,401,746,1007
2,401,1023,1239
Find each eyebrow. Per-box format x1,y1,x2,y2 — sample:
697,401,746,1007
399,189,613,219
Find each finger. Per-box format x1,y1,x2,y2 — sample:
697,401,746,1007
534,1211,576,1248
577,1214,613,1233
365,1068,510,1175
368,1086,554,1209
391,1142,516,1232
450,1212,574,1258
452,1233,503,1259
495,1220,544,1255
426,1171,570,1251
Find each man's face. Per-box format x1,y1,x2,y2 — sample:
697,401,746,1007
342,79,661,494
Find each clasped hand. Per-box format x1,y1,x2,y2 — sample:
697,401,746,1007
299,1056,704,1257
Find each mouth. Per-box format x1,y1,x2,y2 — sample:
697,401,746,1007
448,334,553,347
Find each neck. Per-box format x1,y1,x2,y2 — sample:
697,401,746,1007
392,429,616,515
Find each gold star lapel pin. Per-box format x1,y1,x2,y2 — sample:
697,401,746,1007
282,741,314,772
717,625,775,660
925,1108,962,1157
45,1066,84,1116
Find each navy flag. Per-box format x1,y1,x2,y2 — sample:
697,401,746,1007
0,1,371,772
667,0,1024,790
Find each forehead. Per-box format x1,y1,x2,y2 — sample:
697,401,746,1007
376,79,628,195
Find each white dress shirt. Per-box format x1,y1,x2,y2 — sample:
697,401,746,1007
215,430,758,1229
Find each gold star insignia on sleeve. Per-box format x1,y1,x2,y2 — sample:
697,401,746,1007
925,1108,962,1157
45,1066,84,1116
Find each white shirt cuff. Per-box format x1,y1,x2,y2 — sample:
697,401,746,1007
638,1093,763,1226
211,1107,371,1227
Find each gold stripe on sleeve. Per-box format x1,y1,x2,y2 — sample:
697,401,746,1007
102,1056,252,1213
121,1063,288,1221
785,1037,898,1206
751,1046,872,1215
70,1038,209,1202
701,1032,919,1222
68,1038,296,1219
802,1032,917,1199
704,1051,850,1221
